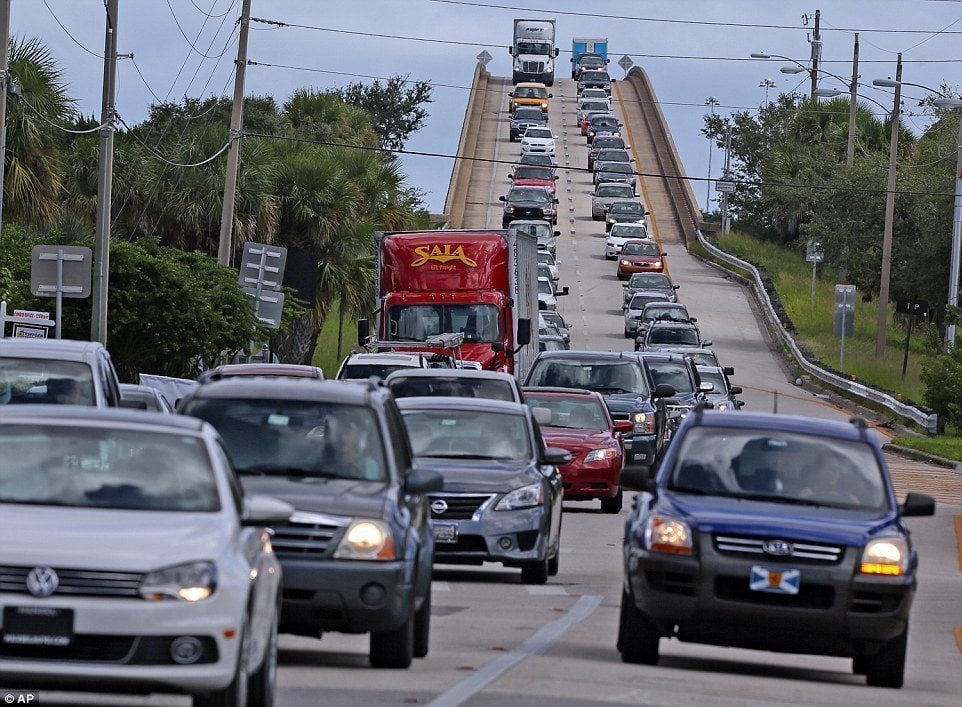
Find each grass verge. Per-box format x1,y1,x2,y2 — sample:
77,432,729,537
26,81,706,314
890,435,962,463
311,305,350,377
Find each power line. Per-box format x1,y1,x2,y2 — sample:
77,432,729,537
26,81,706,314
41,0,103,58
17,97,111,134
167,0,240,59
187,0,233,18
117,113,232,166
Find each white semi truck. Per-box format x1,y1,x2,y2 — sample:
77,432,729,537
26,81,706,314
510,18,558,86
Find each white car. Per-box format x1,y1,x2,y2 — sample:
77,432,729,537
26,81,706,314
538,249,559,281
578,87,610,102
606,222,650,260
537,276,568,311
0,407,291,706
520,127,557,156
336,352,431,380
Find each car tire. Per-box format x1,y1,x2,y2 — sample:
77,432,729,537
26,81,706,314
864,627,907,688
413,588,431,659
369,611,415,669
617,587,659,665
247,605,279,707
548,551,560,577
521,557,549,585
502,218,511,229
606,254,615,261
193,619,251,707
601,489,623,514
852,654,868,675
624,328,633,339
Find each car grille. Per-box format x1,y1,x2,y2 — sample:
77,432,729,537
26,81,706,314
513,207,546,218
0,635,219,665
522,61,545,74
434,535,489,555
666,404,693,418
271,518,345,559
429,494,494,520
0,566,144,598
714,535,844,563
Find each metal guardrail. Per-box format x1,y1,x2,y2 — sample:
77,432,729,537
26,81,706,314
695,230,938,433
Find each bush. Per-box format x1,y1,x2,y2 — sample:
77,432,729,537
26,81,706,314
921,347,962,430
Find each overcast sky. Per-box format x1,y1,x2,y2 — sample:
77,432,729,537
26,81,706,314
15,0,962,213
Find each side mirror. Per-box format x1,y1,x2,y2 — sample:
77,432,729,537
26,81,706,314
900,492,935,517
405,468,444,494
516,317,532,347
491,341,505,352
557,286,570,296
531,406,552,426
661,252,668,257
621,283,628,288
554,198,560,204
698,382,714,393
621,304,628,310
606,58,611,64
653,384,676,399
672,285,680,290
690,317,698,323
499,195,506,202
702,340,713,347
553,230,561,237
241,495,294,527
508,92,515,97
548,93,554,98
620,465,653,491
357,318,371,347
736,401,746,408
613,420,634,435
722,367,734,376
554,47,560,57
554,175,559,180
542,446,572,466
611,77,617,82
729,386,743,395
507,174,514,180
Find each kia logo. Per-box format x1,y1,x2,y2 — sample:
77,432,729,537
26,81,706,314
762,540,793,557
26,566,59,597
430,499,449,515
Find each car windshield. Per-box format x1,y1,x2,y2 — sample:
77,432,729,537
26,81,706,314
541,312,565,328
182,399,388,481
519,154,553,166
582,71,611,82
649,327,699,346
598,151,630,162
687,351,717,366
601,163,633,175
538,279,554,295
630,294,668,309
538,252,555,266
401,409,531,460
510,188,551,203
0,424,219,511
386,303,501,343
610,202,643,214
516,43,551,57
341,364,416,379
579,56,605,67
622,242,659,256
527,360,647,395
591,116,619,127
390,377,516,402
629,273,671,288
540,338,567,352
667,428,889,511
646,361,694,394
597,185,633,198
610,224,647,239
515,167,554,181
515,84,548,97
0,358,96,406
581,89,608,99
514,108,543,120
526,128,552,139
644,305,689,322
580,101,609,112
594,138,626,150
699,369,727,393
525,393,608,430
512,221,552,239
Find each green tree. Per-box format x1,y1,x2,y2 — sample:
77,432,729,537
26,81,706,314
333,75,432,151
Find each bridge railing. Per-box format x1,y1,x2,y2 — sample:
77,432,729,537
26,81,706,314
443,62,489,229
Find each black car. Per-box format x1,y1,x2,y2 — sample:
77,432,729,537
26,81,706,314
623,272,679,302
640,321,711,353
578,69,613,95
618,410,936,688
501,186,558,227
514,152,558,171
634,302,694,341
635,351,713,436
397,397,568,584
586,113,621,143
594,163,637,193
179,378,443,669
573,52,608,78
509,106,548,141
591,149,632,171
525,350,674,468
604,200,646,230
696,364,745,411
588,135,629,169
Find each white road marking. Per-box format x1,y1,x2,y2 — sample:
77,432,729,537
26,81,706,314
426,595,602,707
526,585,569,596
432,581,451,592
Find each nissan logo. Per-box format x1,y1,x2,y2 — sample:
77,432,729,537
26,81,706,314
762,540,793,557
430,499,449,515
26,566,60,597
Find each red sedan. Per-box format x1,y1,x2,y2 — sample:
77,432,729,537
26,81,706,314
510,166,558,194
524,387,632,513
616,239,666,279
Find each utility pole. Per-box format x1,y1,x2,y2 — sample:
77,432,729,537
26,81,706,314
217,0,252,267
704,96,719,212
876,53,902,359
0,0,11,249
91,0,118,344
721,124,732,232
946,108,962,347
846,33,859,168
810,9,821,102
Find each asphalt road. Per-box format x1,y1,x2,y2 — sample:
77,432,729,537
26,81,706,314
35,77,962,707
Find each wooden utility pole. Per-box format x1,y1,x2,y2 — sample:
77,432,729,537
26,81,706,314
876,53,902,359
217,0,252,267
0,0,11,240
846,33,859,168
810,9,821,102
91,0,118,344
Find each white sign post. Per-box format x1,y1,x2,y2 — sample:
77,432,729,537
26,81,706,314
0,301,56,339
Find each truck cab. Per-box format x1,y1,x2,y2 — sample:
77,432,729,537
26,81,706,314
511,18,558,86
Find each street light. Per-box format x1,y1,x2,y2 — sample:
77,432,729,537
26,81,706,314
759,78,776,107
704,96,720,213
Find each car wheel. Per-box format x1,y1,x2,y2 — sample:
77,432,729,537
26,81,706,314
852,655,869,675
413,588,431,659
617,587,659,665
548,551,560,577
624,328,633,339
193,619,250,707
502,218,511,229
247,604,279,707
864,627,907,688
521,557,549,585
601,489,623,514
369,611,415,669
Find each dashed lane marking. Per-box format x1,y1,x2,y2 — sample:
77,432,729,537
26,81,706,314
432,581,451,592
525,585,569,596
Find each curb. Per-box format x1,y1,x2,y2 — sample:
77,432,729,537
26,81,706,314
882,443,962,473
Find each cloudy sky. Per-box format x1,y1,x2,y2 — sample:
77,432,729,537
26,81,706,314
15,0,962,212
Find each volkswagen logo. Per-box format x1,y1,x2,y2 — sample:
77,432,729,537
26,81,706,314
430,499,449,515
26,566,59,597
762,540,793,557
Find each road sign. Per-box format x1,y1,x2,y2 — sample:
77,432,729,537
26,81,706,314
13,310,50,321
239,242,287,292
618,55,633,72
476,50,492,67
30,245,93,339
834,285,855,337
243,287,285,329
896,298,929,317
805,241,824,263
715,180,735,193
12,324,47,339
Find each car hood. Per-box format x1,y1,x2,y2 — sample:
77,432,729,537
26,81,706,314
0,504,234,571
515,178,554,189
660,493,897,547
600,392,652,414
411,457,539,493
622,255,661,263
541,427,614,451
240,475,388,520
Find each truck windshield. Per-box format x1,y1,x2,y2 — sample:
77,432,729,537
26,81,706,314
0,358,96,406
510,188,552,203
514,86,548,98
646,362,694,394
401,409,532,460
516,42,551,56
387,304,501,343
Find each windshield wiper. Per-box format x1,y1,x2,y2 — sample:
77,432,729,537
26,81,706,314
732,492,828,508
235,465,342,479
592,387,634,394
425,453,512,460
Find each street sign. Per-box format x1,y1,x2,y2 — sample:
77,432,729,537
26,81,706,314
12,324,47,339
238,242,287,292
715,180,735,193
476,50,492,67
13,310,50,321
896,298,929,317
834,285,855,337
805,241,824,263
618,55,633,72
243,287,285,329
30,246,92,299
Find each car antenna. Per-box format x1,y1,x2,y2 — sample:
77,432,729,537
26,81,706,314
849,416,869,440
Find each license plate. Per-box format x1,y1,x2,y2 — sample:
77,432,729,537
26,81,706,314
2,606,74,647
749,566,800,595
433,522,458,544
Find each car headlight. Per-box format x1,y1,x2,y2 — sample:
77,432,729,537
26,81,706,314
589,130,595,136
644,515,693,555
621,259,631,266
140,561,217,602
495,483,543,511
633,411,656,434
541,101,548,108
584,448,618,463
715,402,729,411
506,205,515,212
608,218,616,224
860,537,908,576
334,520,396,561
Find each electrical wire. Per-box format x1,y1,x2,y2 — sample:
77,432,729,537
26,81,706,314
117,113,233,167
41,0,104,59
187,0,233,18
166,0,241,60
17,97,112,134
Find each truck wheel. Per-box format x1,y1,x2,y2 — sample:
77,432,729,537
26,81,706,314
521,557,549,585
369,614,415,669
413,589,431,659
601,489,623,514
865,627,907,688
617,587,659,665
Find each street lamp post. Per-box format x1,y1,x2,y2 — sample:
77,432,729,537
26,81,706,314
704,96,719,213
759,78,776,107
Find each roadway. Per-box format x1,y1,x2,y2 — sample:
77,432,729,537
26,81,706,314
38,72,962,707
